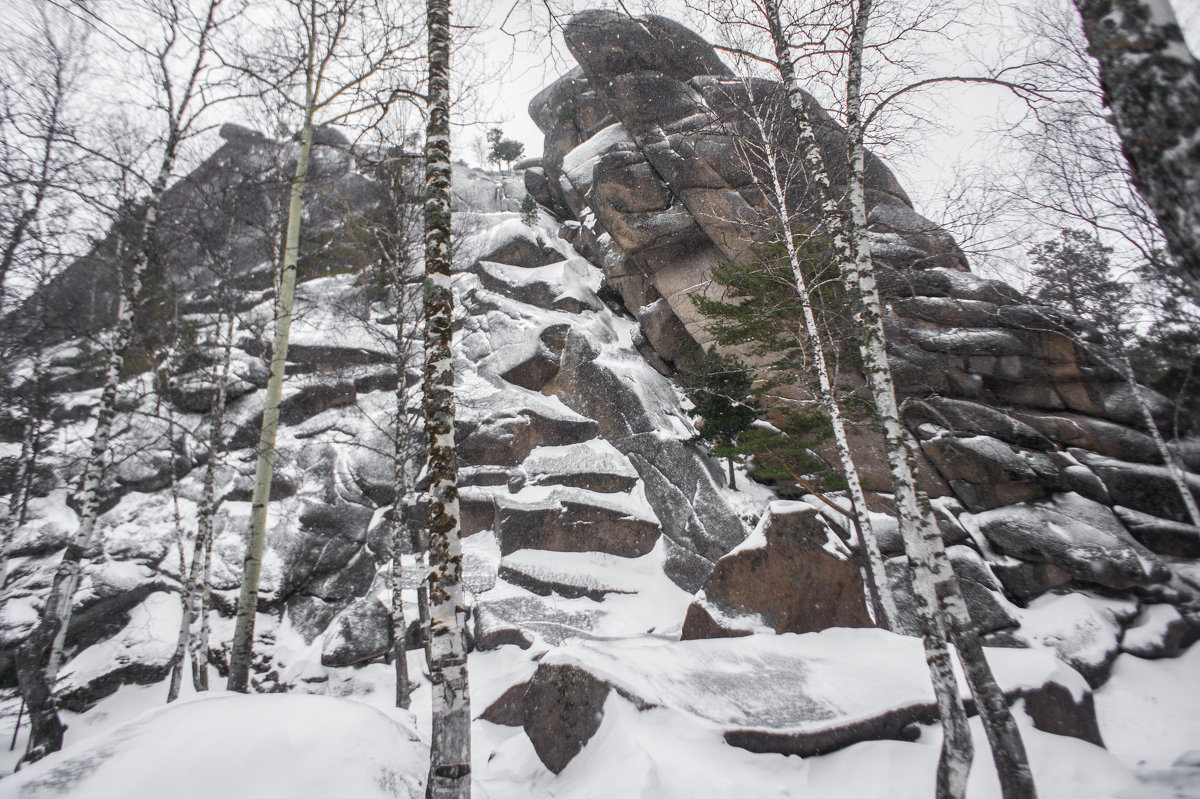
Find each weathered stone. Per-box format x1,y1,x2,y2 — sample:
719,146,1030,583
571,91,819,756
990,559,1074,601
321,584,391,667
1113,505,1200,557
1120,604,1193,659
479,681,531,727
681,502,873,639
886,547,1020,637
969,492,1168,590
1076,450,1200,525
522,663,613,774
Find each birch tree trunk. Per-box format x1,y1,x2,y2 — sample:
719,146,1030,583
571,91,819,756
15,0,221,760
759,1,975,795
746,100,898,630
424,0,471,794
226,86,318,693
841,2,1035,796
1071,0,1200,299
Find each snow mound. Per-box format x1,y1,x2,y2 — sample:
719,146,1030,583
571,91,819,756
2,692,427,799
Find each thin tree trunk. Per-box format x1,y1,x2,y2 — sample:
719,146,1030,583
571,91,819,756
1116,353,1200,526
746,97,897,630
424,0,470,795
760,1,974,794
226,83,318,693
391,427,411,709
842,2,1035,796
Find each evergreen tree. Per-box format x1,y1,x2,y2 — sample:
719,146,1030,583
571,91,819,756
682,347,759,489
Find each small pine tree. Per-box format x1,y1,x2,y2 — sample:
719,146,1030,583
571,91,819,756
1027,229,1131,341
682,347,759,488
519,194,538,227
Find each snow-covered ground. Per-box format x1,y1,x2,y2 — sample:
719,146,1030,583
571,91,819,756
2,614,1197,798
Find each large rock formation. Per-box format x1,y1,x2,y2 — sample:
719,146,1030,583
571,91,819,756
2,10,1198,790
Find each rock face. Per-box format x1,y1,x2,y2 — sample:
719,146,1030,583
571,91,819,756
3,10,1199,790
0,126,746,699
681,502,874,639
529,7,1198,641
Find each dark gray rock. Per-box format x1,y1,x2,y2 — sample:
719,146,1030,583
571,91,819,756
970,492,1168,590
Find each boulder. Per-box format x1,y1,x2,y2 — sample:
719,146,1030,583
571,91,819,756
518,440,639,493
1113,505,1200,557
1016,592,1137,687
1076,451,1200,525
320,576,392,667
1120,604,1195,659
967,492,1168,590
462,484,661,558
681,502,873,639
886,546,1019,637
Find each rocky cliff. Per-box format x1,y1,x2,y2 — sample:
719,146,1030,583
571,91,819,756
1,10,1198,794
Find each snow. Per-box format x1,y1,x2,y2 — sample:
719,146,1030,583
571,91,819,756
1097,647,1200,797
57,592,180,695
520,440,638,483
1121,604,1185,657
0,692,426,799
1015,592,1135,680
539,629,1085,735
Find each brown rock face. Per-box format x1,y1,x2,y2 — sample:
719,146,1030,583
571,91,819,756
531,10,1197,610
522,663,612,774
681,503,874,639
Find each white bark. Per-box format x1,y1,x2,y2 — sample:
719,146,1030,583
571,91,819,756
1072,0,1200,298
760,1,977,794
424,0,470,795
745,100,898,630
227,101,316,692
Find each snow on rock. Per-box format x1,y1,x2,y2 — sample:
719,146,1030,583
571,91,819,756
56,591,181,710
1,692,427,799
520,628,1104,773
1120,604,1195,659
460,483,660,558
963,491,1168,590
1015,592,1138,687
681,502,873,639
517,439,639,493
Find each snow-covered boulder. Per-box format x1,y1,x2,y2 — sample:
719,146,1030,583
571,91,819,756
519,629,1104,773
3,693,427,799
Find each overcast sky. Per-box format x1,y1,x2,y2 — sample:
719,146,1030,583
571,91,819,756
464,0,1200,284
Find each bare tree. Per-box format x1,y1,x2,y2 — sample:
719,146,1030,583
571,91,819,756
224,0,424,693
14,0,232,764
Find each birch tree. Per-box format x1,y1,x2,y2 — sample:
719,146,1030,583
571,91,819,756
1070,0,1200,300
225,0,423,693
737,80,898,629
423,0,471,794
14,0,230,763
749,0,1037,795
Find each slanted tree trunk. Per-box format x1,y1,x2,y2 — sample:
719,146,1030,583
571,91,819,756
842,2,1035,796
742,92,898,630
423,0,471,795
760,0,975,794
1071,0,1200,299
15,227,144,764
226,72,319,694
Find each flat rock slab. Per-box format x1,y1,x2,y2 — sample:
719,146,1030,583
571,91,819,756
523,628,1099,772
